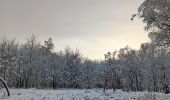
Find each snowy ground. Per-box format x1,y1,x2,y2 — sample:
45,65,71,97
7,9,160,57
0,89,170,100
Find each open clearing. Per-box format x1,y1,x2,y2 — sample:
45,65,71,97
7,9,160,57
0,89,170,100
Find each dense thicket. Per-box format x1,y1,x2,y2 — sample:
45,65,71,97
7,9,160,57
0,35,104,89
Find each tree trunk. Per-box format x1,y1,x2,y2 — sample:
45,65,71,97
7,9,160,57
103,78,108,92
0,77,10,96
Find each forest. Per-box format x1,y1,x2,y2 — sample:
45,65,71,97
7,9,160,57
0,34,170,93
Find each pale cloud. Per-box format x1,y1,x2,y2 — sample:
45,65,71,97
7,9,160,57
0,0,148,59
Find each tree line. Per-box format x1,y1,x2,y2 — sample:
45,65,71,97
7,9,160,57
0,35,103,89
0,35,170,93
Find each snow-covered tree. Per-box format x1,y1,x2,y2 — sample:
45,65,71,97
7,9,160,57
134,0,170,46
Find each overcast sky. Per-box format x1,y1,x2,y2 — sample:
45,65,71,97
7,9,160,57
0,0,149,59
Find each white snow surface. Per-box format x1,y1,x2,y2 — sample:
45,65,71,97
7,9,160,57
0,89,170,100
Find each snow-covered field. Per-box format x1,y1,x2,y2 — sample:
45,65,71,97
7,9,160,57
0,89,170,100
